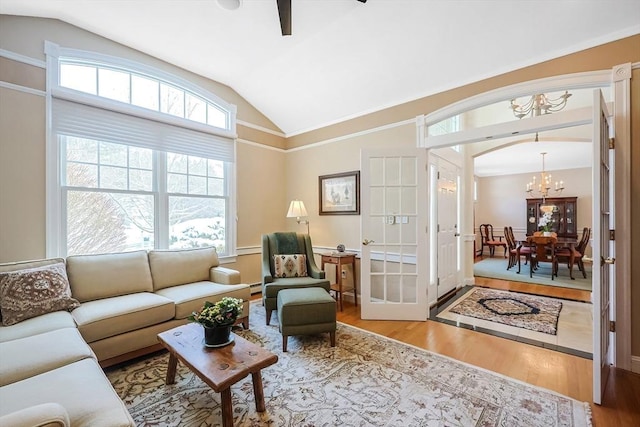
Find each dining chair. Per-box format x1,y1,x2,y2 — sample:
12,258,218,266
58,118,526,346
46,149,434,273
556,227,591,279
479,224,507,258
504,226,517,270
528,235,559,280
504,226,530,273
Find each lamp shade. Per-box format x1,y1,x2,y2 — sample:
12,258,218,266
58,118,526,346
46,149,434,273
287,200,308,218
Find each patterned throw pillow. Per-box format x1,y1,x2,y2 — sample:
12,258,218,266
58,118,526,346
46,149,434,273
273,254,308,278
0,263,80,326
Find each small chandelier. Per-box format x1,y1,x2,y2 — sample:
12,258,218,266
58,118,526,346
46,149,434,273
510,91,572,119
526,152,564,199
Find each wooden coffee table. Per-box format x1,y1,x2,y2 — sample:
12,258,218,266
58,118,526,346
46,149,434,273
157,323,278,427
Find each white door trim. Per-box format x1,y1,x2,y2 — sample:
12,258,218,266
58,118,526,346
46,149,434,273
416,65,632,370
611,63,632,371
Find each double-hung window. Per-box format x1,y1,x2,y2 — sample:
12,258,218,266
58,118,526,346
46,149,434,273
45,42,237,258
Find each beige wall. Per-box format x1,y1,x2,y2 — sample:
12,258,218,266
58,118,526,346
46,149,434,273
1,15,638,358
0,87,46,261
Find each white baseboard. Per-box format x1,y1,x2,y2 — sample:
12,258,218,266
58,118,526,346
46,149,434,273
249,282,262,295
631,356,640,374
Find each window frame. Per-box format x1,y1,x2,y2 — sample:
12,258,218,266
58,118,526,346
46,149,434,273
45,41,237,259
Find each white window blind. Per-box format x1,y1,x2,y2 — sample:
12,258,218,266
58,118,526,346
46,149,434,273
52,98,234,162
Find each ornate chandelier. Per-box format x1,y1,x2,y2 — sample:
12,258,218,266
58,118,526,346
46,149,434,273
510,91,572,119
526,152,564,200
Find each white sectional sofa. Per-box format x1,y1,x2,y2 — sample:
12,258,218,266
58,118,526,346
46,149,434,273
0,247,250,427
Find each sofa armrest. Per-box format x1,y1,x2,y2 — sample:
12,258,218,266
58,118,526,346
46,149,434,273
0,403,70,427
209,266,240,285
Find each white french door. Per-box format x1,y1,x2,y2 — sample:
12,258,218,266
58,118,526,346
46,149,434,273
592,89,615,405
360,148,428,320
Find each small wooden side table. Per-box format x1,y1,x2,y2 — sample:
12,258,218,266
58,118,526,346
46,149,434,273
321,253,357,311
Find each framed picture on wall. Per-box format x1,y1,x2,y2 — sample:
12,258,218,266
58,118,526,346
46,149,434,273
319,171,360,215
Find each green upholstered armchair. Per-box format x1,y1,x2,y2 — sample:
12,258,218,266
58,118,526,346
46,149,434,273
261,232,330,324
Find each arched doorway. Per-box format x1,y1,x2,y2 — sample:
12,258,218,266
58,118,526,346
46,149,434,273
417,64,632,404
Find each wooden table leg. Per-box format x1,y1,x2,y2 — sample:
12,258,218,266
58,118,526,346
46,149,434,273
251,371,266,412
354,275,358,307
336,262,343,312
165,352,178,385
220,388,233,427
569,249,575,280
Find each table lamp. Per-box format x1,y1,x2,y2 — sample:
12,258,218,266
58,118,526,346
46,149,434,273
287,200,309,235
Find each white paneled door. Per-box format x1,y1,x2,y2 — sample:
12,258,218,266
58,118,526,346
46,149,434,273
435,157,460,299
360,148,428,320
592,89,615,405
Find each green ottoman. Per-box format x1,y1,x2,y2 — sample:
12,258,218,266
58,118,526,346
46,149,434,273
277,287,337,352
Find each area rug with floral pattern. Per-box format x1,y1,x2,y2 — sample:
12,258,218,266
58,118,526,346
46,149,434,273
447,287,563,335
105,302,590,426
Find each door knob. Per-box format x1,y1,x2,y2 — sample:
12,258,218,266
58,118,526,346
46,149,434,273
454,233,460,237
601,256,616,265
362,239,375,246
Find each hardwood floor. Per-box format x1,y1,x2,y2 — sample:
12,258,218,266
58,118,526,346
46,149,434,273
326,279,639,427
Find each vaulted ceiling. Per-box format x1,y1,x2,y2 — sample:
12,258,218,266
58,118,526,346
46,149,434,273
2,0,638,138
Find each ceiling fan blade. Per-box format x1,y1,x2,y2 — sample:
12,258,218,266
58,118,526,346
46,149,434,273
277,0,291,36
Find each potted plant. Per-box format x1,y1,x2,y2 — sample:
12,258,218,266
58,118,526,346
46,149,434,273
188,297,244,347
538,211,554,236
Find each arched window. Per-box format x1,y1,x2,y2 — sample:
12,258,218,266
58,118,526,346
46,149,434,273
45,42,237,257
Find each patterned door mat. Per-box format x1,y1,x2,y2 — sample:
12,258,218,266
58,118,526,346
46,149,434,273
447,287,562,335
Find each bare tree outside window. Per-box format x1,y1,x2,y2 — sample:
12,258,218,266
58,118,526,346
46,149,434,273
64,139,225,255
66,164,128,255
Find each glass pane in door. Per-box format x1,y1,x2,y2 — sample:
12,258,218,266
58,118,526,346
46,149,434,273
367,155,419,305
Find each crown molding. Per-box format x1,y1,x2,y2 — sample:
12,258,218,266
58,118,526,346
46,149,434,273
0,80,45,97
237,120,285,137
0,48,46,68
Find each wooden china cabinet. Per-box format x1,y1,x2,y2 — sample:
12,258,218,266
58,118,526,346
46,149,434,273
526,197,578,238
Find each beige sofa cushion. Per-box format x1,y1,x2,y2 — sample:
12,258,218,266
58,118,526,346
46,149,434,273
155,281,251,319
0,402,70,427
0,328,94,387
148,247,219,290
0,358,135,427
89,318,185,362
0,311,76,343
72,292,174,343
66,251,153,302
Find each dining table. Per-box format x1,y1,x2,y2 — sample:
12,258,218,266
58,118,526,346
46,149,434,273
526,235,579,280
